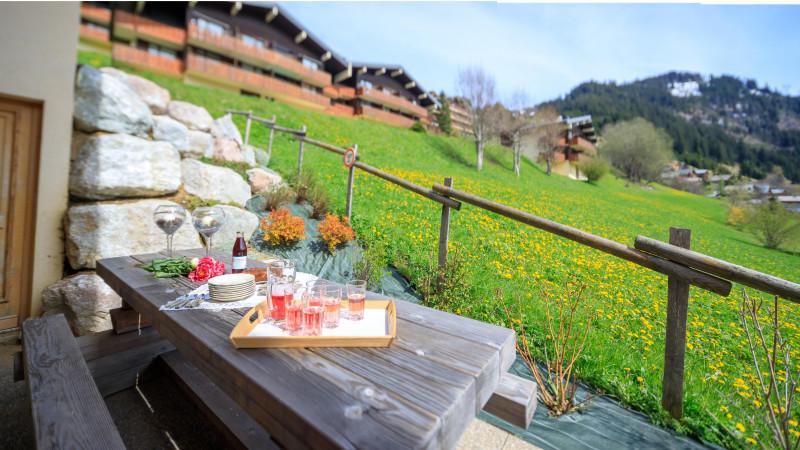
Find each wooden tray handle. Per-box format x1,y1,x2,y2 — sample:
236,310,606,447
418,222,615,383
229,300,268,349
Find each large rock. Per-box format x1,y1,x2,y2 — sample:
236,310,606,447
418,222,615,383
41,272,122,336
152,115,212,159
213,138,245,163
241,144,257,166
211,114,243,145
73,65,153,137
66,199,203,270
100,67,170,115
253,146,270,167
71,130,93,162
70,133,181,200
181,159,251,206
167,101,213,132
212,205,260,248
247,167,282,194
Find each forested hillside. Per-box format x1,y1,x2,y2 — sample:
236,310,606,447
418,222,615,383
543,72,800,182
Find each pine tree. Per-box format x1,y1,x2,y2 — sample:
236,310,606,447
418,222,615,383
436,91,453,135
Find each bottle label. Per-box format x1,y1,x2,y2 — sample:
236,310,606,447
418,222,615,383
232,256,247,270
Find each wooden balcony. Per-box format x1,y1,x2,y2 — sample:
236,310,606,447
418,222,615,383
187,24,331,88
114,10,186,49
356,105,416,128
323,103,355,117
80,3,111,25
323,84,356,100
186,54,330,110
112,43,184,77
356,87,427,119
79,23,109,43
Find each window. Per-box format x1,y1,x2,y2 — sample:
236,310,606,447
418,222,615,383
301,57,320,71
273,44,291,56
241,34,264,48
194,17,227,35
381,86,395,95
359,79,372,89
143,41,178,60
242,63,263,74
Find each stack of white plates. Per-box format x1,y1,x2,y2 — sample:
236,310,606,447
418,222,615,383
208,273,256,302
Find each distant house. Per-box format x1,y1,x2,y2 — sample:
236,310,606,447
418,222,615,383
709,174,732,183
427,92,473,135
776,196,800,213
514,114,598,180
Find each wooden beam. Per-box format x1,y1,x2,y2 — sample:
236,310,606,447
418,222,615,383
483,373,538,429
356,66,367,76
375,67,386,76
230,1,242,16
265,6,279,23
134,1,145,15
320,51,331,62
188,1,197,8
418,93,428,100
390,68,403,77
294,30,307,44
405,81,416,89
333,62,352,83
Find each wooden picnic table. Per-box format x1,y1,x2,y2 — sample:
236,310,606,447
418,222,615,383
96,249,516,449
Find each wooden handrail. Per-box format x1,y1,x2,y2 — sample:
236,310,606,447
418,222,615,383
635,235,800,303
432,183,731,296
359,164,461,211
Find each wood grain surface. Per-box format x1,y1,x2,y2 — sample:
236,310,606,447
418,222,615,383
22,314,125,449
96,249,515,449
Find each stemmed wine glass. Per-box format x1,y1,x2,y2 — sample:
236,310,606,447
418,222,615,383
192,206,225,256
154,205,186,257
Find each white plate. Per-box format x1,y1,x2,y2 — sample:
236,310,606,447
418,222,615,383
210,288,256,302
208,273,256,287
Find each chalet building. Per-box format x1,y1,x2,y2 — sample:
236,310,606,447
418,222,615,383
517,114,598,180
426,92,474,135
78,1,434,128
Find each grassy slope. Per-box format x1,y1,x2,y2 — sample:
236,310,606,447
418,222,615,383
79,52,800,447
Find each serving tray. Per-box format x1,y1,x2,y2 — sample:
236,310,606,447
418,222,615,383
229,300,396,348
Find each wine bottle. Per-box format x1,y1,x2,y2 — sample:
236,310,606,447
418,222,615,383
232,231,247,273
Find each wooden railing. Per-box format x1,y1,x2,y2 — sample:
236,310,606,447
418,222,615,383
356,87,427,118
114,10,186,47
79,24,109,43
222,110,800,422
80,3,111,25
186,54,330,109
112,44,184,75
323,84,356,100
357,105,416,128
187,24,331,88
324,103,355,117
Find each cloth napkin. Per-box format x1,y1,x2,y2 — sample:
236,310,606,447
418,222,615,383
160,272,319,311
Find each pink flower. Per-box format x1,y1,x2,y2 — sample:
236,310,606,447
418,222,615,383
188,257,226,282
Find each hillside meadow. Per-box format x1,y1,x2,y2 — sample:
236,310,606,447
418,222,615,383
79,51,800,448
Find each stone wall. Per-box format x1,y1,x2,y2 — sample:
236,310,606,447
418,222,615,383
45,65,281,335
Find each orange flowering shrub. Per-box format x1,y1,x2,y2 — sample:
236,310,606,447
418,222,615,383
260,208,306,246
317,214,354,253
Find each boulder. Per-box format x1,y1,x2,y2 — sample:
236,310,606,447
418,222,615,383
69,133,181,200
253,146,270,167
167,101,213,132
73,64,153,137
212,205,260,248
211,114,243,145
213,138,245,163
152,115,212,159
241,144,257,166
181,159,251,206
70,130,93,162
41,272,122,336
246,167,283,194
100,67,170,115
66,199,203,270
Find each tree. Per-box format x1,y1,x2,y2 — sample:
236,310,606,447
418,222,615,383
747,200,799,250
458,66,498,171
601,118,673,183
435,91,453,136
529,106,563,176
502,89,531,176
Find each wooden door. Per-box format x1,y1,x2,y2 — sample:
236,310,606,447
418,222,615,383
0,95,42,330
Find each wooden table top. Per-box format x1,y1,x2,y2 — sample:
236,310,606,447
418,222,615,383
96,249,516,449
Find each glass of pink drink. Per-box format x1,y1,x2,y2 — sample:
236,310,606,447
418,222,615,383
284,286,304,334
303,302,323,336
307,284,326,308
346,280,367,321
267,260,296,322
323,286,342,328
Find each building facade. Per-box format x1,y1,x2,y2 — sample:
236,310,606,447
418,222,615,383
79,1,435,128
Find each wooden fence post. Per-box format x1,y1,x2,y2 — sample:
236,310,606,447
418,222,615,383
662,227,691,419
297,125,307,176
345,144,358,222
437,177,454,289
244,111,252,146
266,114,276,160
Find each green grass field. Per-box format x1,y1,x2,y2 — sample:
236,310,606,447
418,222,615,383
79,52,800,447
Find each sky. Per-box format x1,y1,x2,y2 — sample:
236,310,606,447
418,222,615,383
276,2,800,105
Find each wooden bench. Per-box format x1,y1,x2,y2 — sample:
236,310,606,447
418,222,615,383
21,314,125,449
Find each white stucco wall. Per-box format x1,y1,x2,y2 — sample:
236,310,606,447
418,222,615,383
0,2,79,318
